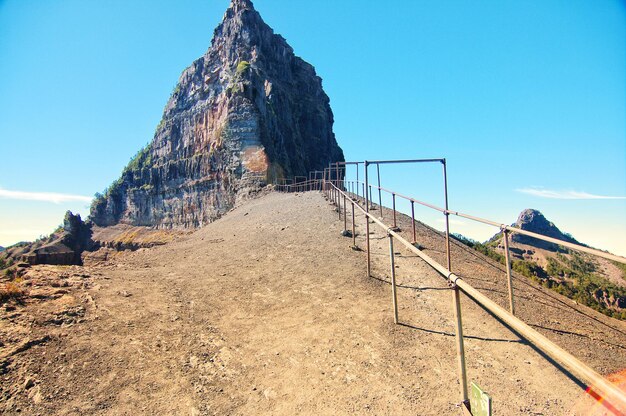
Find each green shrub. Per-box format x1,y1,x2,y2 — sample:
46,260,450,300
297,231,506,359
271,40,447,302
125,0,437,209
454,232,626,320
124,145,152,174
236,60,250,76
0,282,26,304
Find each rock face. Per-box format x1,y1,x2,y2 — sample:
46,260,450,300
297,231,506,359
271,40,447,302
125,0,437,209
90,0,344,228
511,209,579,251
7,212,95,266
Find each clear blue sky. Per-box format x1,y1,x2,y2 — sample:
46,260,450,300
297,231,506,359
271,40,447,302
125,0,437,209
1,0,625,256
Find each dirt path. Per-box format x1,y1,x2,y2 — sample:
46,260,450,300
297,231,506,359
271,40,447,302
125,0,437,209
1,191,623,415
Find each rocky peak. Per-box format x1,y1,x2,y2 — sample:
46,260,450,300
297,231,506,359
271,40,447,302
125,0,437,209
229,0,255,12
62,211,92,250
3,211,95,266
89,0,344,229
512,209,579,251
515,209,550,230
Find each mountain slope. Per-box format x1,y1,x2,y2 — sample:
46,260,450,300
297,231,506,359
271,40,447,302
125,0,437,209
467,209,626,318
90,0,344,228
2,191,619,415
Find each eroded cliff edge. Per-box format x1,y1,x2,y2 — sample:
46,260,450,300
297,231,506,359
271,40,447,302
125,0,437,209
90,0,344,228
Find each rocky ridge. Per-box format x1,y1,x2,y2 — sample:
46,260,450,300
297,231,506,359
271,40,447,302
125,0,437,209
4,212,93,266
484,209,626,317
510,208,580,251
90,0,344,229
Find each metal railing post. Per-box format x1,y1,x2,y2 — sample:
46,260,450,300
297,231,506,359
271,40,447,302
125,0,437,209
503,229,516,315
453,284,469,403
343,194,347,231
351,200,356,247
336,184,339,207
441,158,467,405
356,163,359,200
389,233,399,324
377,163,383,218
325,168,626,412
442,159,452,271
392,193,397,229
365,161,371,278
411,200,416,244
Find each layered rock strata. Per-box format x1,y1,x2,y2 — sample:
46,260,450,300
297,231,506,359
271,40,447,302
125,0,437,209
90,0,344,228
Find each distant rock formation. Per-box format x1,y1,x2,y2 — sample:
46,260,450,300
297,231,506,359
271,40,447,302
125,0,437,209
511,209,580,251
4,212,94,266
90,0,344,229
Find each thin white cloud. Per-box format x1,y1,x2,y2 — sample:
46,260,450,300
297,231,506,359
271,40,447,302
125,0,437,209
0,188,92,204
516,187,626,200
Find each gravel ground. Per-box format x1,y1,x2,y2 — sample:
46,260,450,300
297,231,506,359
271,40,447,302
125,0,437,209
1,191,623,415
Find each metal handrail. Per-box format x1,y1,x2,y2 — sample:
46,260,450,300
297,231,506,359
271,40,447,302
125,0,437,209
279,176,626,265
324,180,626,413
361,181,626,265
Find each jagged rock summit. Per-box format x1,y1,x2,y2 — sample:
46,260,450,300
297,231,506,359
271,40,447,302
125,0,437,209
90,0,344,228
511,208,579,251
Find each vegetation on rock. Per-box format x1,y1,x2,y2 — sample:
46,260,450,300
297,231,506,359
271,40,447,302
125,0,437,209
235,60,250,76
88,0,344,229
452,233,626,320
0,282,26,304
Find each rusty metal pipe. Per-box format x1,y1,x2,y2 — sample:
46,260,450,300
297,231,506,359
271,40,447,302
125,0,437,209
452,285,469,403
366,158,444,165
356,164,359,198
377,163,383,218
442,160,452,271
338,188,341,219
389,234,399,324
343,194,347,232
411,200,416,244
441,159,466,403
328,182,626,412
503,230,516,315
392,193,397,229
365,160,371,277
352,200,356,247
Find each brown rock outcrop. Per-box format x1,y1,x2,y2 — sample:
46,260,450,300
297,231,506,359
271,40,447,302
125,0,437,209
90,0,344,228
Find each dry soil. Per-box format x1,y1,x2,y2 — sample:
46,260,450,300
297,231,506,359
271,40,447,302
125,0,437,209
1,191,625,415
